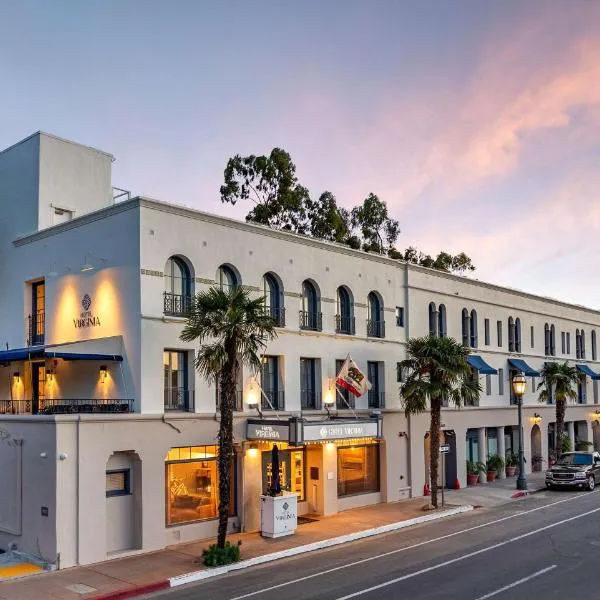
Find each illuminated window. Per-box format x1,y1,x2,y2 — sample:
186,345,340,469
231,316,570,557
165,445,235,525
337,444,380,497
261,448,305,500
106,469,130,497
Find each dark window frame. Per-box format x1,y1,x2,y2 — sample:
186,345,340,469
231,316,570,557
106,469,131,497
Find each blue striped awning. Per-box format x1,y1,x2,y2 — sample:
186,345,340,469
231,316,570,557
466,355,497,375
577,364,600,380
508,358,540,377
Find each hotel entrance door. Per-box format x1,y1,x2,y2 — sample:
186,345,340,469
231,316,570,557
31,362,46,414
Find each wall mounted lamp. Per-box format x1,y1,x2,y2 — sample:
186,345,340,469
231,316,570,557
46,369,54,382
532,412,542,424
13,372,20,384
99,365,107,384
81,253,107,273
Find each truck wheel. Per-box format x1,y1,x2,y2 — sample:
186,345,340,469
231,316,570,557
587,476,595,491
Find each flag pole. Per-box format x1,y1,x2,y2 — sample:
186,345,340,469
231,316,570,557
334,354,358,419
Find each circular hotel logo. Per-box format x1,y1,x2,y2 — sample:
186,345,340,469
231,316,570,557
82,294,92,311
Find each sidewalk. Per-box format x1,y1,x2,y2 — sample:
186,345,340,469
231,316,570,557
0,476,544,600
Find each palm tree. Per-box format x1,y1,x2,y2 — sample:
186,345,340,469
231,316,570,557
537,362,579,458
180,286,277,548
399,335,480,508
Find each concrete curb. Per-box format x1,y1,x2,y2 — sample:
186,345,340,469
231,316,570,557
169,504,474,587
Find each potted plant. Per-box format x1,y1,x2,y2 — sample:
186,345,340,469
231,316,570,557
486,454,504,482
505,451,518,477
466,460,485,486
575,440,593,451
560,434,572,454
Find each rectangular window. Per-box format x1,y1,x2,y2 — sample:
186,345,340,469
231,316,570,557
395,306,404,327
561,332,566,354
336,359,353,409
484,319,490,345
165,445,234,525
367,361,384,408
164,350,192,411
337,444,380,497
30,281,45,346
498,368,504,395
262,448,305,500
261,356,282,410
497,321,502,347
566,332,571,354
594,380,598,404
485,374,491,395
300,358,320,409
106,469,130,497
396,362,404,383
578,380,587,404
531,377,536,393
530,326,534,349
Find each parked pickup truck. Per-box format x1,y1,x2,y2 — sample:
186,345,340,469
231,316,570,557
545,451,600,491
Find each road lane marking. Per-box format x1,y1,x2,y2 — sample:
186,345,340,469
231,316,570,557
228,493,585,600
473,565,557,599
334,507,600,599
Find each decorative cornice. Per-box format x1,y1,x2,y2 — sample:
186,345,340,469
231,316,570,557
141,268,163,278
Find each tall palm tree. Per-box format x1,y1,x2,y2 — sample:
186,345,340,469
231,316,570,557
399,335,480,508
180,286,277,548
537,362,579,458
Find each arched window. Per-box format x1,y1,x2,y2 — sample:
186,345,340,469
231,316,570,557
592,331,597,361
438,304,447,338
428,302,438,336
576,329,581,359
462,308,470,346
164,256,192,316
470,309,478,348
550,324,556,356
263,272,284,327
336,286,355,335
515,318,522,353
544,324,550,356
301,280,321,331
367,292,384,338
218,264,239,291
508,317,515,352
581,329,586,359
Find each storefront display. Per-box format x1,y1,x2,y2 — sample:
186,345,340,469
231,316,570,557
337,443,380,497
261,448,305,500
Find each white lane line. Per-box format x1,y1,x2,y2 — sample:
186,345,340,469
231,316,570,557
334,508,600,600
228,493,583,600
473,565,557,599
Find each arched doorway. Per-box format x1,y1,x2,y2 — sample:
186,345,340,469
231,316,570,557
531,425,542,472
593,421,600,452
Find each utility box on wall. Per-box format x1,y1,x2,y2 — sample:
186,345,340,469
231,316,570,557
260,493,297,538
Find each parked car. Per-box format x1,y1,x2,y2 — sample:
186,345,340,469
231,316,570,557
545,451,600,491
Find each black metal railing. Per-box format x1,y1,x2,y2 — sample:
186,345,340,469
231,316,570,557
216,389,244,412
164,388,195,412
336,387,355,409
163,292,192,317
27,311,45,346
265,306,286,327
261,390,285,411
366,319,385,338
0,398,133,415
301,389,321,410
299,310,322,331
368,390,385,409
335,314,355,335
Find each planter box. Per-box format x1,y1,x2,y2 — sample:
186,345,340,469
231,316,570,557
486,470,496,482
467,474,479,486
505,466,517,477
260,493,298,538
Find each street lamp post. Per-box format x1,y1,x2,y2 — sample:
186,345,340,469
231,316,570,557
512,371,528,491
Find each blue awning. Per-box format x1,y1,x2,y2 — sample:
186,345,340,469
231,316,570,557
0,348,122,363
466,355,497,375
508,358,540,377
577,364,600,380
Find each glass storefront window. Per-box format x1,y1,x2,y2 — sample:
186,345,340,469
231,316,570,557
337,444,380,497
261,449,305,501
165,445,234,526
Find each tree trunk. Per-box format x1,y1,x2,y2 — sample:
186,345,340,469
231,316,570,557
216,338,238,549
555,398,566,459
429,398,441,509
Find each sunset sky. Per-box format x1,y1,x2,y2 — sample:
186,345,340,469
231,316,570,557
2,1,599,306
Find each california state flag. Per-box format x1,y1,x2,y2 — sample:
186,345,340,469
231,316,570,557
336,356,372,397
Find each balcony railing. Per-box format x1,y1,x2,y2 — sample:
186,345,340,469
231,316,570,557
301,389,321,410
216,389,244,412
27,311,45,346
299,310,322,331
366,319,385,338
335,314,355,335
368,390,385,409
265,306,286,327
0,398,133,415
163,292,192,317
164,388,195,412
261,390,285,411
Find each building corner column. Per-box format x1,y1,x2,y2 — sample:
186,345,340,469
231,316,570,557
478,427,487,483
496,426,506,479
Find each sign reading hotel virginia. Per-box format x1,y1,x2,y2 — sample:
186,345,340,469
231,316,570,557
246,422,290,441
73,294,101,329
303,421,379,441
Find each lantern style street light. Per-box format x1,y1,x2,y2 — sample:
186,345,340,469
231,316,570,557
512,371,528,491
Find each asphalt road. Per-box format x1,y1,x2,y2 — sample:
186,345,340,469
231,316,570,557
149,489,600,600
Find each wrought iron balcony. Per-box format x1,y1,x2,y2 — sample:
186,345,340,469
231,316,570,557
27,311,45,346
367,390,385,409
163,292,192,317
261,390,285,411
299,310,322,331
335,314,355,335
366,319,385,338
215,389,244,412
0,398,133,415
301,389,321,410
265,306,286,327
164,388,195,412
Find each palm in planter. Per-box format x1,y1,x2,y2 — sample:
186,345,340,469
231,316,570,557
181,286,277,549
505,451,519,477
466,460,486,486
400,336,481,507
537,362,578,459
486,454,504,481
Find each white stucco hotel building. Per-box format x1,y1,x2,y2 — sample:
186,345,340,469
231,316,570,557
1,132,600,569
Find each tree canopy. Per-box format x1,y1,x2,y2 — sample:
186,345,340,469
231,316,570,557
220,148,475,275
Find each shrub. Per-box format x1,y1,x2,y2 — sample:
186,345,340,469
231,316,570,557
466,460,486,475
202,540,242,567
486,454,504,472
560,434,572,454
575,440,593,451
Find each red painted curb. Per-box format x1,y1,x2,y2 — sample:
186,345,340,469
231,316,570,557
511,491,528,498
91,580,170,600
